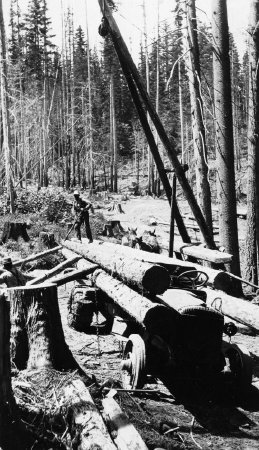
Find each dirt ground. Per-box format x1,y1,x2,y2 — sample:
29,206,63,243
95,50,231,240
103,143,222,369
56,196,259,450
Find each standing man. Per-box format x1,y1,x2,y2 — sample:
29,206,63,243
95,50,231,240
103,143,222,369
73,190,93,243
0,257,35,287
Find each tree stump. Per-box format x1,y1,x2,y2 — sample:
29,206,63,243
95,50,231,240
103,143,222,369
0,293,17,447
108,202,125,214
38,231,57,250
67,285,113,333
1,222,30,244
8,284,77,371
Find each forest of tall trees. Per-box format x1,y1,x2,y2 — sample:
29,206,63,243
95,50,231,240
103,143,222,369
0,0,249,193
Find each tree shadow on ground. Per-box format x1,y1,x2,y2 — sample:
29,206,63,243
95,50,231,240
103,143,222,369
158,368,259,442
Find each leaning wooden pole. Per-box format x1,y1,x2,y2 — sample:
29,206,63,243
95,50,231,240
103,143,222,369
97,0,216,249
110,36,190,243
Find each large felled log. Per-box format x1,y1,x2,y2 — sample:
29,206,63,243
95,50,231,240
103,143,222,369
13,245,62,267
204,287,259,333
0,293,16,447
1,221,30,243
8,284,77,370
102,397,148,450
62,240,170,295
63,379,116,449
27,255,81,285
92,269,176,340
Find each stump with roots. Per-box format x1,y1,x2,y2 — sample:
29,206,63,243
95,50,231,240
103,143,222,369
108,202,125,214
8,284,77,371
0,293,17,447
1,222,30,244
67,284,113,333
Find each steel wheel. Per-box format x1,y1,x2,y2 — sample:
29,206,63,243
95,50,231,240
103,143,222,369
120,334,146,389
225,343,253,391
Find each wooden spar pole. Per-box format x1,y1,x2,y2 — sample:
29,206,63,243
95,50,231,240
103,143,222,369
97,0,216,249
169,174,176,257
110,30,190,243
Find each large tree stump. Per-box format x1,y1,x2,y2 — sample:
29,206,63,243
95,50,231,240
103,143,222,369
1,222,30,244
38,231,57,250
0,293,17,447
8,284,77,371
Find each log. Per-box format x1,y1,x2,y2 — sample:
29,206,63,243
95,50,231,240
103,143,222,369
50,265,99,286
7,284,77,370
0,293,16,447
92,269,176,340
204,287,259,333
63,379,116,450
27,255,81,285
172,240,232,263
1,221,29,243
192,262,234,293
62,240,170,295
102,397,148,450
13,245,62,267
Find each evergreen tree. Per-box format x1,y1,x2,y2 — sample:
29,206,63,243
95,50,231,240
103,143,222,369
23,0,55,83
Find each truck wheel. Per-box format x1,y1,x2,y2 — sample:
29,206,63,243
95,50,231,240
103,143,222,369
120,334,146,389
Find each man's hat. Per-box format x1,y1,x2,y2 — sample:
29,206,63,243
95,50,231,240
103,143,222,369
3,257,12,266
73,190,79,196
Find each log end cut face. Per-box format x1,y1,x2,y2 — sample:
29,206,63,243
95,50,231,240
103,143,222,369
142,264,171,294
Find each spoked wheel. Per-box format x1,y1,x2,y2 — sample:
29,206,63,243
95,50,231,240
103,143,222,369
120,334,146,389
225,343,253,392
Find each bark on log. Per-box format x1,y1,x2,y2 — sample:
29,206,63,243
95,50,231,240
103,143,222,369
102,397,148,450
63,379,116,450
92,269,176,340
0,293,16,447
27,256,81,285
13,246,62,267
204,287,259,333
1,221,29,243
8,284,77,370
62,240,170,295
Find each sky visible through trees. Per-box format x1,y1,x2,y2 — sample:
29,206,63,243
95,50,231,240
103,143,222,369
3,0,250,61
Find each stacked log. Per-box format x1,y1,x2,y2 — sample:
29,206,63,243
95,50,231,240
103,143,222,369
204,287,259,333
62,240,170,294
92,269,176,340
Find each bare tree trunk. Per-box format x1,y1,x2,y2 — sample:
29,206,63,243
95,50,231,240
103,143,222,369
186,0,213,234
142,0,154,195
0,0,15,213
211,0,241,278
86,2,94,192
244,0,259,288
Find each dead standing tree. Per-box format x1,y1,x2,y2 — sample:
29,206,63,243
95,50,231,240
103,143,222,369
185,0,213,234
211,0,241,279
244,0,259,288
0,0,15,212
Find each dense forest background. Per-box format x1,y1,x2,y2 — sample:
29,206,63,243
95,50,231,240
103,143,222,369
1,0,248,197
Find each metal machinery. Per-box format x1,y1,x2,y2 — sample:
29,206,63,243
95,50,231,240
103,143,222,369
68,269,253,396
